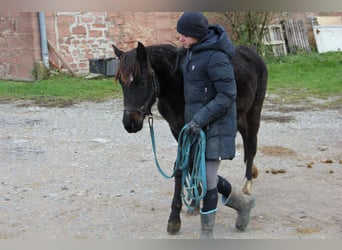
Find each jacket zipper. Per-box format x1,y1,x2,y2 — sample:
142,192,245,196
186,51,192,71
204,87,208,102
205,87,210,130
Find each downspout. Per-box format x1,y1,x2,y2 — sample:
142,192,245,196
38,12,49,69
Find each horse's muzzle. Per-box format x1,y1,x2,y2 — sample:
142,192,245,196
122,111,144,133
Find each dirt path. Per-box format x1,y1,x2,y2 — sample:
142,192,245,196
0,98,341,239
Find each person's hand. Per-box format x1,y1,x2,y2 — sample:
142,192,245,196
187,119,201,135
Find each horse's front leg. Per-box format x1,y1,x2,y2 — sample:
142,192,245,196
167,168,182,234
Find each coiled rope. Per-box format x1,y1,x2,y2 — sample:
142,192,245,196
148,117,207,210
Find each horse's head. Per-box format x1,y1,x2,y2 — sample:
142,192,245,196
112,42,158,133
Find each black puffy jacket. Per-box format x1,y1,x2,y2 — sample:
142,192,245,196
181,24,237,160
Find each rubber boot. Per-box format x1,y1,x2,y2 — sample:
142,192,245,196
199,209,216,239
222,187,255,231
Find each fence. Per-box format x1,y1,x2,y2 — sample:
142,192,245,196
262,19,312,56
283,19,311,54
262,24,287,56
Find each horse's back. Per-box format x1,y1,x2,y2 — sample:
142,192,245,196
233,46,267,114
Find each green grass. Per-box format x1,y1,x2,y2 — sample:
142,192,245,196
0,51,341,108
0,74,121,107
266,51,342,102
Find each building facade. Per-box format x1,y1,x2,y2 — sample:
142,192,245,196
0,12,340,81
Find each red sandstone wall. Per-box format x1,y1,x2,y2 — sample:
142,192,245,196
1,12,341,81
0,12,41,81
54,12,181,75
0,12,181,80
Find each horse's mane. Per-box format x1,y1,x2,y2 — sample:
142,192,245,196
115,50,141,84
116,43,186,84
147,44,186,74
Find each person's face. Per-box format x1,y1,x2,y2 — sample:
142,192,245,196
178,34,199,48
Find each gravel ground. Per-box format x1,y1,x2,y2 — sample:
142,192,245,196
0,97,341,239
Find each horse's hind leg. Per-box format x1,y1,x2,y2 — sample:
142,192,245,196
186,160,200,215
186,193,200,216
243,137,258,195
238,113,259,195
167,168,182,234
243,107,262,195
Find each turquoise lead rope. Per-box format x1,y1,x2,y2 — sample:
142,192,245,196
148,116,207,210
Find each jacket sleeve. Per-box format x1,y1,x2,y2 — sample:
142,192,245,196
192,51,237,127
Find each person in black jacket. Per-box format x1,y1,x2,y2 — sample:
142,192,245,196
177,12,255,238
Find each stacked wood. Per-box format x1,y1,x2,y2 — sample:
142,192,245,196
284,19,311,54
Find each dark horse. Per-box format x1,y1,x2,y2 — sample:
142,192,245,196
112,42,267,234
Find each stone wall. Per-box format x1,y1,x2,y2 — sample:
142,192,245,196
0,12,181,80
54,12,181,76
1,12,341,81
0,12,41,81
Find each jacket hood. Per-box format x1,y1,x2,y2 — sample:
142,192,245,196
191,24,236,60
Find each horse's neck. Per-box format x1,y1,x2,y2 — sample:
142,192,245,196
147,47,183,96
148,46,185,132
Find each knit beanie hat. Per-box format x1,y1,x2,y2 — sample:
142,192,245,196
177,12,208,39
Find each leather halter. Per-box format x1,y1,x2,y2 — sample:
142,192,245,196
123,69,159,116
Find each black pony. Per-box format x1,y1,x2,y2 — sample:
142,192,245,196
112,42,267,234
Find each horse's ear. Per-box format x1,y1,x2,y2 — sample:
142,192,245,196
112,44,123,58
136,42,147,62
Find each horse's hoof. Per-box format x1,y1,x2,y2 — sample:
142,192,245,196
167,221,181,234
243,180,252,195
187,206,200,216
252,164,259,179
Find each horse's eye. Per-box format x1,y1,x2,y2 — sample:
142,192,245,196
138,76,148,86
